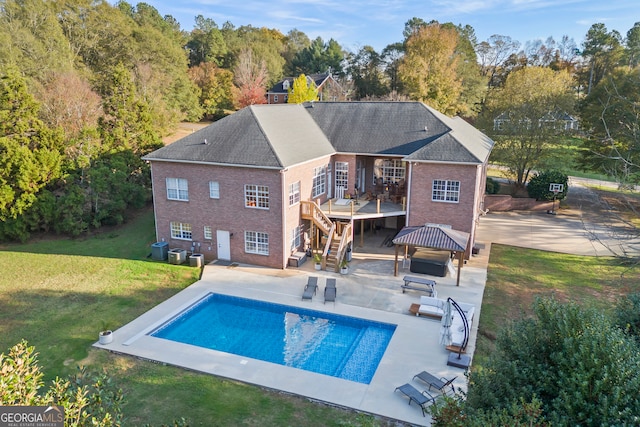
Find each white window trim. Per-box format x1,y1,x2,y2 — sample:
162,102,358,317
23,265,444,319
209,181,220,199
166,178,188,201
245,231,269,255
312,166,326,198
289,181,301,206
290,225,302,252
245,184,270,209
432,179,460,203
170,222,192,240
204,225,212,240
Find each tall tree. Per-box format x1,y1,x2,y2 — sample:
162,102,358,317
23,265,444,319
476,35,521,88
287,74,318,104
580,23,624,94
0,68,64,221
626,22,640,68
399,23,463,115
579,66,640,187
347,46,389,99
186,15,227,67
233,49,268,108
480,66,575,187
283,28,311,76
290,37,345,76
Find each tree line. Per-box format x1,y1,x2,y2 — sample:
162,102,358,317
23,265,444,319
1,0,639,240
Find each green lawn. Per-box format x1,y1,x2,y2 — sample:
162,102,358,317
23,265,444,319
0,208,386,426
2,206,639,425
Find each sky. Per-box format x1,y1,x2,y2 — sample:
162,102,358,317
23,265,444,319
141,0,639,52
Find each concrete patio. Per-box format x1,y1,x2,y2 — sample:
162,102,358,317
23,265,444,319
96,232,489,426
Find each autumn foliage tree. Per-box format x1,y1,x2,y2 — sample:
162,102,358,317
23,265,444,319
399,24,463,115
188,62,235,120
287,74,318,104
234,49,268,108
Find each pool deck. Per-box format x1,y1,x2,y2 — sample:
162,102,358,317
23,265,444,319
95,234,489,426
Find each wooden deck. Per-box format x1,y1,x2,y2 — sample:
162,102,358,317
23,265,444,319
319,198,406,220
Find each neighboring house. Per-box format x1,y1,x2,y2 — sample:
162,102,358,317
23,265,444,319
493,111,579,132
143,102,494,270
266,73,345,104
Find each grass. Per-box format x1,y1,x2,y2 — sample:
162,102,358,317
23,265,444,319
0,207,387,426
474,243,640,365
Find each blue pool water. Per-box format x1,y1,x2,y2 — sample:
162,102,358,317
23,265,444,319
150,293,396,384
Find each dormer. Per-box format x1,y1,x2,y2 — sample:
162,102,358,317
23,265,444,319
282,80,290,90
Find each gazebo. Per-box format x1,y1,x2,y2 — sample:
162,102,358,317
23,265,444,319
392,225,470,286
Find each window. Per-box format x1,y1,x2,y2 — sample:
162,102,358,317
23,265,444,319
274,95,279,103
166,178,188,201
289,181,300,206
335,162,348,197
291,225,302,252
373,159,405,184
245,231,269,255
204,226,212,240
245,185,269,209
209,181,220,199
432,180,460,203
170,222,192,240
312,166,326,198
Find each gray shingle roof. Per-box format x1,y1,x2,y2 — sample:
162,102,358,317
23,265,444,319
144,102,494,168
392,225,470,252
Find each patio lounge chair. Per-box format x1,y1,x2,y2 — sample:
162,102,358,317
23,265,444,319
324,278,336,304
394,383,435,416
302,276,318,300
413,371,456,395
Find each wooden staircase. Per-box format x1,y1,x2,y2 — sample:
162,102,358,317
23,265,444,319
301,201,353,272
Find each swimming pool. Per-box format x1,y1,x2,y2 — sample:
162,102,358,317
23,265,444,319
150,293,396,384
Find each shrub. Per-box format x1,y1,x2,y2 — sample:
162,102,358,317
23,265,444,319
527,170,568,200
485,177,501,194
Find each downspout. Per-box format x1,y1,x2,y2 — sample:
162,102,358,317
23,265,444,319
281,169,287,269
405,162,413,227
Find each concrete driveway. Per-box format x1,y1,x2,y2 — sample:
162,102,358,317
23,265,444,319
476,181,640,257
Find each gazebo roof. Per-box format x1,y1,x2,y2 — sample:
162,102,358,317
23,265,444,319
392,225,470,252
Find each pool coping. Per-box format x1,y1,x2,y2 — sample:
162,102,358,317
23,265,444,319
95,261,484,426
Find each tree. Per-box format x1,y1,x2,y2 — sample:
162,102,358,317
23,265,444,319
290,37,345,76
579,66,640,186
526,170,568,200
186,15,227,67
580,23,624,94
0,67,64,221
466,297,640,425
399,23,463,115
283,28,311,75
625,22,640,68
233,49,268,108
346,46,389,99
287,74,318,104
480,67,575,188
476,35,521,88
188,62,235,119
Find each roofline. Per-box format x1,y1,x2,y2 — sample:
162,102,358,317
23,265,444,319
142,157,283,170
406,159,484,166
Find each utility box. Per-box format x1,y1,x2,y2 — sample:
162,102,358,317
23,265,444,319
151,242,169,261
168,248,187,265
189,253,204,267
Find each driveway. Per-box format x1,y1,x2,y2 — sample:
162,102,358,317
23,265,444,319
476,179,640,257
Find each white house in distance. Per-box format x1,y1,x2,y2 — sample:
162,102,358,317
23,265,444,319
143,102,494,270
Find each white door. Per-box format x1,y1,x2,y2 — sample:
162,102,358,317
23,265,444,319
216,230,231,261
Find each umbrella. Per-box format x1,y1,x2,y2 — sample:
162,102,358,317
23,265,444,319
439,299,453,346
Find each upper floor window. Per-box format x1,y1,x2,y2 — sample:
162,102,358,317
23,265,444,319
245,231,269,255
209,181,220,199
289,181,301,206
245,185,269,209
166,178,188,201
170,221,192,240
432,180,460,203
312,166,326,198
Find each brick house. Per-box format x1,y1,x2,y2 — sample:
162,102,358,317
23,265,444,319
143,102,494,270
266,73,345,104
